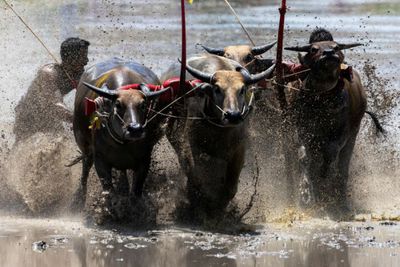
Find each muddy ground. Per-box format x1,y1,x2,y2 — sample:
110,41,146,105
0,0,400,266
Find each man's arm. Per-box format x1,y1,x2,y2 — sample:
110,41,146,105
39,65,74,123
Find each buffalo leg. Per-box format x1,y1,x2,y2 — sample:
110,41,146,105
223,147,245,208
116,170,129,196
94,155,113,192
299,143,326,206
132,153,151,198
336,135,357,211
71,154,93,211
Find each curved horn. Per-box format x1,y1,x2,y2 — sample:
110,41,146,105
251,41,277,55
83,82,118,99
337,43,363,50
284,44,312,52
200,44,225,56
139,83,171,98
242,64,276,84
178,59,215,84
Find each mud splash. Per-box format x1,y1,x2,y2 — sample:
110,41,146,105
0,0,400,265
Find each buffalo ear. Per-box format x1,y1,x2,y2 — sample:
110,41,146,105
197,83,213,97
83,82,118,100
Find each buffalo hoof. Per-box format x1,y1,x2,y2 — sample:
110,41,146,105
110,195,130,221
129,196,157,225
69,187,86,212
92,190,113,225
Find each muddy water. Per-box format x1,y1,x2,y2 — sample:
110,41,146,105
1,0,400,266
1,217,400,267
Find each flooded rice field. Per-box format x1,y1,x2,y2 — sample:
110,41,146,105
1,0,400,266
1,217,400,266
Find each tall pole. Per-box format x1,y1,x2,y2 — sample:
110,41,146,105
180,0,187,91
275,0,295,204
275,0,287,111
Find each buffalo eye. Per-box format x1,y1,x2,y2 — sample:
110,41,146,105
333,45,339,52
244,54,254,63
214,85,223,95
115,100,122,109
311,47,319,54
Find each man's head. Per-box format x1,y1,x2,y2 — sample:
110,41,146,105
309,28,334,43
60,37,90,76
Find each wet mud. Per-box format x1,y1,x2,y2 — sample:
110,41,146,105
0,0,400,266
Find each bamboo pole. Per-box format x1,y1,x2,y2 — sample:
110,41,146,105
179,0,187,92
275,0,288,111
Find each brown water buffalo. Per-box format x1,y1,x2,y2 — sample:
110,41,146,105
284,41,367,215
200,42,275,74
72,58,170,212
162,55,275,217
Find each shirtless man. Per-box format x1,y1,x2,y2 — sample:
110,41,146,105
14,37,90,142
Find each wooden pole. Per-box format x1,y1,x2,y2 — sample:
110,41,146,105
180,0,187,91
275,0,287,111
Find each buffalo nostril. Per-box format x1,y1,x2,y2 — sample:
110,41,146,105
225,111,242,122
128,123,142,133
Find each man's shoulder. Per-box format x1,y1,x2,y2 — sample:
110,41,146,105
37,63,60,77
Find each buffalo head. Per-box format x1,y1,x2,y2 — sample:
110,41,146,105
201,42,276,74
184,62,275,125
83,82,169,142
285,41,362,81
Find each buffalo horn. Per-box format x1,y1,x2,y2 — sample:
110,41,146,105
139,83,171,98
337,43,363,50
200,45,225,56
251,41,277,55
241,64,276,84
183,62,215,84
83,82,118,99
284,44,312,52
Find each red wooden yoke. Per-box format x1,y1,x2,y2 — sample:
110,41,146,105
84,77,203,116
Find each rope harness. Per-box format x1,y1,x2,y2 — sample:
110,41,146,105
86,77,258,138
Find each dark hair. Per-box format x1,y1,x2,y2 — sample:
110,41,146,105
60,37,90,62
309,28,334,43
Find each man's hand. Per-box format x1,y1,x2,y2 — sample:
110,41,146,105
55,102,73,122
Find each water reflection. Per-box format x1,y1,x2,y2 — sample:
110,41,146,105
1,218,400,267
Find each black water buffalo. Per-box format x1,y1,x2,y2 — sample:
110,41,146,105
162,55,275,216
200,42,275,74
72,58,169,211
284,41,367,214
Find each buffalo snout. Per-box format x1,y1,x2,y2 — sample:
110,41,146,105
224,110,242,123
127,123,143,136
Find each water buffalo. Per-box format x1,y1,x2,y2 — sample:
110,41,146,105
72,58,170,212
200,42,275,74
284,41,366,214
162,55,275,217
